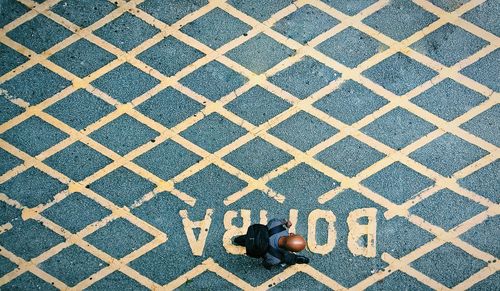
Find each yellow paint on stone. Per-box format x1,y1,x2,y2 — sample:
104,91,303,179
0,0,497,289
223,209,251,255
180,209,213,256
307,209,337,255
347,208,377,258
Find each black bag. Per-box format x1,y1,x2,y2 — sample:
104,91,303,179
245,223,286,258
245,224,269,258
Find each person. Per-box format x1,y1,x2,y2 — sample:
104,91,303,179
234,218,310,269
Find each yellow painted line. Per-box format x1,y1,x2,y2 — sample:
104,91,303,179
0,0,498,289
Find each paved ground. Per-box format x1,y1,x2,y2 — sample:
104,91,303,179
0,0,499,290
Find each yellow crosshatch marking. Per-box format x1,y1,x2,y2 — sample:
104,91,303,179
0,0,499,289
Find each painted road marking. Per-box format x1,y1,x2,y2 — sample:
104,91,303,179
0,0,498,289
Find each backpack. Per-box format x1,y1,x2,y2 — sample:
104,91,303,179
244,223,286,258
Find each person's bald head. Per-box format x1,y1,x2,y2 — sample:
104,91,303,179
284,234,306,252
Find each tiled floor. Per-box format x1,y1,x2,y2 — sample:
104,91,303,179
0,0,498,290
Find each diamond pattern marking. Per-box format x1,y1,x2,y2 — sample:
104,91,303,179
94,12,160,52
321,0,377,16
226,33,294,74
42,192,111,233
0,43,28,76
0,116,68,156
272,4,339,44
0,219,65,260
51,0,117,28
0,64,71,105
137,36,205,77
44,141,113,181
411,78,486,121
361,107,437,150
84,218,154,259
89,167,155,207
365,271,433,291
378,216,435,258
129,241,201,285
180,8,251,49
89,114,159,155
134,139,202,180
0,147,22,176
180,60,248,101
409,133,488,177
174,271,238,290
314,190,388,288
49,39,117,78
362,162,434,204
138,0,208,25
411,243,487,288
39,245,107,287
468,272,500,291
2,273,57,291
460,215,500,258
86,271,149,291
44,89,115,130
460,103,500,147
0,0,29,28
180,112,247,153
272,272,331,290
410,23,488,67
459,159,499,203
0,255,17,278
6,14,72,53
176,164,247,208
460,48,500,93
136,87,204,128
267,163,338,204
1,0,499,289
228,0,292,21
0,98,24,125
91,62,160,103
129,192,207,285
462,0,500,37
225,85,291,125
313,80,388,125
268,110,338,151
0,167,67,207
315,136,385,177
269,56,340,99
316,27,388,68
410,189,486,230
130,191,187,234
223,137,293,179
363,0,438,41
430,0,470,12
363,52,438,95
